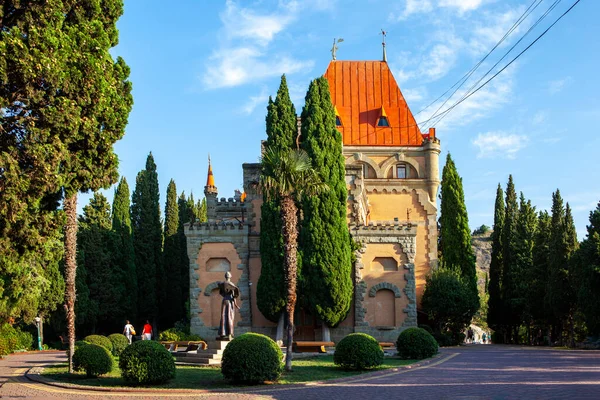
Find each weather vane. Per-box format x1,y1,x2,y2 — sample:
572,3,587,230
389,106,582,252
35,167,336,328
331,38,344,61
381,29,387,62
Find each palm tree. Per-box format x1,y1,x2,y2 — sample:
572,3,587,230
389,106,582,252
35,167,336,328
260,147,327,371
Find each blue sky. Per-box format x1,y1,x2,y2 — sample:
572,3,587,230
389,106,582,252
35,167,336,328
83,0,599,239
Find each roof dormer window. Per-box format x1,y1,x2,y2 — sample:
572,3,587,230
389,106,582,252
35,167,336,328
334,105,343,126
377,105,389,127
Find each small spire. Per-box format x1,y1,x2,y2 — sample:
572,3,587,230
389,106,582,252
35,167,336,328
381,29,387,62
206,154,216,190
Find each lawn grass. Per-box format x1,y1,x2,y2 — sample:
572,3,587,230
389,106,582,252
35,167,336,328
42,355,417,389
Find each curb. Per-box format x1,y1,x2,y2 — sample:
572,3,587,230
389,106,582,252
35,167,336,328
25,351,458,395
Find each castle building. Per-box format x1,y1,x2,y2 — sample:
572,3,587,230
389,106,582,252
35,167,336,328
185,57,441,343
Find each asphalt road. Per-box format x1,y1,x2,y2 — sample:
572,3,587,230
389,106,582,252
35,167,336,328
1,345,598,399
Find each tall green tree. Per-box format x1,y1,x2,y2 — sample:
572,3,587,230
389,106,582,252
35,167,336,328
299,77,353,328
131,153,162,325
530,211,551,331
487,184,505,334
0,1,65,324
177,192,192,321
512,193,537,340
1,0,132,371
501,175,519,341
573,201,600,335
438,153,479,319
77,193,123,333
257,75,297,323
545,190,579,343
111,177,137,322
163,179,183,327
260,147,326,371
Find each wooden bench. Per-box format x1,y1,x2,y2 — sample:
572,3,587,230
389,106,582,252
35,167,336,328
379,342,395,349
160,341,208,352
292,341,335,353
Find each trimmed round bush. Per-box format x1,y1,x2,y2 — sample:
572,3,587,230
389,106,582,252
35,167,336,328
396,327,438,360
73,343,114,377
108,333,129,357
418,324,434,334
221,333,283,383
334,333,383,370
84,335,113,353
119,340,176,384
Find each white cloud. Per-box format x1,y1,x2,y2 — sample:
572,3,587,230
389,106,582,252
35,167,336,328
221,1,293,45
202,1,315,89
204,48,313,89
548,77,572,94
402,87,428,103
419,43,460,80
439,0,484,14
472,131,528,159
469,7,526,53
242,87,269,115
392,0,484,20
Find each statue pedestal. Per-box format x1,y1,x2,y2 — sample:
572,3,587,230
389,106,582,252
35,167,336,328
216,335,232,341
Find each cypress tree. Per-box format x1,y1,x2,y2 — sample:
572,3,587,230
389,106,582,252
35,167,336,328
1,1,133,370
257,75,297,322
111,177,137,322
545,190,576,343
163,179,182,327
178,192,191,321
77,193,123,333
131,153,162,325
531,211,552,335
438,153,479,316
0,2,67,322
487,184,505,333
501,175,519,341
299,77,353,327
512,193,537,340
573,201,600,334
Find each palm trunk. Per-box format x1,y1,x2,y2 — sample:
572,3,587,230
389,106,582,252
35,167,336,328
63,193,78,373
281,196,298,372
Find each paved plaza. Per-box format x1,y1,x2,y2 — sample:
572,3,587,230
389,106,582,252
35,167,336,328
0,345,599,399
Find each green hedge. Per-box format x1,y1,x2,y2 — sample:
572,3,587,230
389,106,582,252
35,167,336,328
221,333,283,383
333,333,383,370
108,333,129,357
119,340,175,384
0,324,33,356
73,343,114,377
158,327,203,342
396,327,438,360
84,335,113,353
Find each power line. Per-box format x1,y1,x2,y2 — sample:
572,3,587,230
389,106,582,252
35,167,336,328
422,0,582,129
421,0,565,130
414,0,544,118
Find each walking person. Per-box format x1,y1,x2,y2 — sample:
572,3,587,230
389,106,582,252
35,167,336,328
142,320,152,340
123,320,135,344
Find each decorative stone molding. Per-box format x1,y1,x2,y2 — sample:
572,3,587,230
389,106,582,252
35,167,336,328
380,154,421,179
345,154,381,178
353,243,368,326
368,282,402,298
203,281,220,296
401,262,417,328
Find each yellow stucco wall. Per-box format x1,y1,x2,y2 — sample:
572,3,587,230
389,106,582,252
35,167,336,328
363,191,431,304
361,243,409,327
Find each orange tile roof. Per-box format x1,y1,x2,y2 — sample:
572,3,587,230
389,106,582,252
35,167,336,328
324,61,427,146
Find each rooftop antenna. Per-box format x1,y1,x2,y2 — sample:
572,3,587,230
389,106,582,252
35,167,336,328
331,38,344,61
381,29,387,62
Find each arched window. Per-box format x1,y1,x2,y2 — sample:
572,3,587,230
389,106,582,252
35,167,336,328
362,163,376,179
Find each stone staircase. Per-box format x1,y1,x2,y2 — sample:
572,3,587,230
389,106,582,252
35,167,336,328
173,340,229,366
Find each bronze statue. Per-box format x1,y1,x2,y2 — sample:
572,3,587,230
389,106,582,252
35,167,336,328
217,271,240,340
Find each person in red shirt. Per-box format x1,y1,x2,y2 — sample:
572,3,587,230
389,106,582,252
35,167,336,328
142,320,152,340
